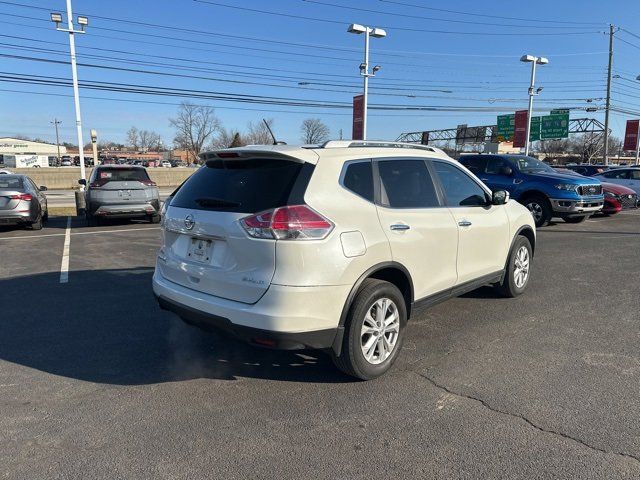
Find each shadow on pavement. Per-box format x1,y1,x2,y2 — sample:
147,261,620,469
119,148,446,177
0,267,350,385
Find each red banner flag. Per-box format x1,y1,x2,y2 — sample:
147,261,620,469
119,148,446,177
352,95,364,140
623,119,640,151
512,110,528,148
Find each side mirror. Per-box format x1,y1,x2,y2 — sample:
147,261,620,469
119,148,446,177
39,185,48,191
500,166,513,176
492,190,510,205
78,178,87,186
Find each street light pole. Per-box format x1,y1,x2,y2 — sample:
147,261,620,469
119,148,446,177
50,1,89,189
348,24,386,141
520,55,548,157
50,118,62,165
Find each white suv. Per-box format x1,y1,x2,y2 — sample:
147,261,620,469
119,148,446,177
153,141,535,379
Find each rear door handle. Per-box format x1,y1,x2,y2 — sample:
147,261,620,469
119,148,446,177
458,220,472,227
390,224,410,231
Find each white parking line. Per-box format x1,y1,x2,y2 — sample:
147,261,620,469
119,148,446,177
59,216,72,284
0,226,160,241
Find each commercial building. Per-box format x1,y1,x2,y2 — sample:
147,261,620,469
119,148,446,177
0,137,67,156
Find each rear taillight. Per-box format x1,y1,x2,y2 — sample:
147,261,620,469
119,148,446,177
90,178,109,188
241,205,333,240
10,193,32,201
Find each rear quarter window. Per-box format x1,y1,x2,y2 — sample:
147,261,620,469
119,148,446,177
342,161,374,202
170,158,309,213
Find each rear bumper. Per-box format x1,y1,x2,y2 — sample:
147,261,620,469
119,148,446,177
89,199,159,217
0,210,34,224
152,268,349,351
550,198,603,216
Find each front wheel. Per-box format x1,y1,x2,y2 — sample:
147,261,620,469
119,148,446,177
496,236,532,298
563,215,589,224
332,279,406,380
522,195,552,228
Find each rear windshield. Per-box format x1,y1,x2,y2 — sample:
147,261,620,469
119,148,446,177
95,168,150,182
0,176,23,190
171,158,304,213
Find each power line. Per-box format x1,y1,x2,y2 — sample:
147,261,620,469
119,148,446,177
303,0,593,29
377,0,605,26
193,0,601,36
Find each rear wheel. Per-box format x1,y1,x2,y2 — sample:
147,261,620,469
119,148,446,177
29,213,43,230
149,214,161,224
563,215,589,224
522,194,552,228
496,236,532,298
332,279,406,380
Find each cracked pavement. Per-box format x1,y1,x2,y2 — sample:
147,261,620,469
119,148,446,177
1,211,639,479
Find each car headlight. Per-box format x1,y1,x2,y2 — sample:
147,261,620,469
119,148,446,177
554,184,578,191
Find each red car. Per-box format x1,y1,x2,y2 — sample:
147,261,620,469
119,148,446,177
602,182,638,215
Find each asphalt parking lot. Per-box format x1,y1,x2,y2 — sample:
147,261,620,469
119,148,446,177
1,212,639,479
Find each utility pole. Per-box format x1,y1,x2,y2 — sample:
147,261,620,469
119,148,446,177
50,118,62,165
603,24,615,165
50,1,89,188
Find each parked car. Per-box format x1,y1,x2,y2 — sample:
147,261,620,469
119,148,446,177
0,174,48,229
601,183,638,215
459,154,604,227
61,156,72,167
161,161,172,168
560,164,608,176
0,169,13,174
153,141,536,380
81,165,160,225
593,168,640,196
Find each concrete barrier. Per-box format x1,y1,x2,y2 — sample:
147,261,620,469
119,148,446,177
11,167,196,190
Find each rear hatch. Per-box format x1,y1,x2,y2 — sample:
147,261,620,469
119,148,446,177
0,176,24,211
160,152,314,304
90,167,155,203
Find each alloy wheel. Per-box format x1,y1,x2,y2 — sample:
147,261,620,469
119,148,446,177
360,298,400,365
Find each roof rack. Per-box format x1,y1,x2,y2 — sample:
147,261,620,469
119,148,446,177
321,140,436,152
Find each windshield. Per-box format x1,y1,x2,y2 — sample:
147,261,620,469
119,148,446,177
94,168,150,182
0,176,23,190
514,156,555,173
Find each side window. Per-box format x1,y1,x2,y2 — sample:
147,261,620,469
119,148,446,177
485,157,510,175
342,161,374,202
434,162,489,207
460,156,487,175
631,170,640,180
604,170,629,179
377,159,439,208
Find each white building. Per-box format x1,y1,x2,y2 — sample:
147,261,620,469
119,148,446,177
0,137,67,156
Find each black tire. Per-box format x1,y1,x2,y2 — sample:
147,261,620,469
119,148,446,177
563,215,589,224
42,209,48,222
149,214,161,224
29,213,43,230
332,278,407,380
86,213,98,227
521,194,552,228
496,236,532,298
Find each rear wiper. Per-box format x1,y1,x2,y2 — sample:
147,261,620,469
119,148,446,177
194,197,240,208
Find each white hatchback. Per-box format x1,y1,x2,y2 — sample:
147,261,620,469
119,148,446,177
153,141,536,379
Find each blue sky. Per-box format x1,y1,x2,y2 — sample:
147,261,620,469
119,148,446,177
1,0,640,146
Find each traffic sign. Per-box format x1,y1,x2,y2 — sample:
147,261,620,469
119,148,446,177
541,112,569,139
496,114,515,142
529,116,541,142
513,110,528,148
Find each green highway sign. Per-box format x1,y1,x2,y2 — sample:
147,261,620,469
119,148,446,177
541,112,570,139
551,109,570,115
529,116,541,142
496,114,515,142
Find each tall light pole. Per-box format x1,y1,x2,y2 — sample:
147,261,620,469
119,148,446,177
50,2,89,189
348,23,386,140
50,118,62,166
520,55,548,156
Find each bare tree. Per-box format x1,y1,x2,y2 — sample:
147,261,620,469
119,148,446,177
245,119,275,145
138,130,163,152
301,118,330,144
210,128,245,149
170,102,221,163
126,127,139,151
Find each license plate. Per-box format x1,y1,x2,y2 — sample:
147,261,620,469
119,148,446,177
187,238,213,263
118,190,131,198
